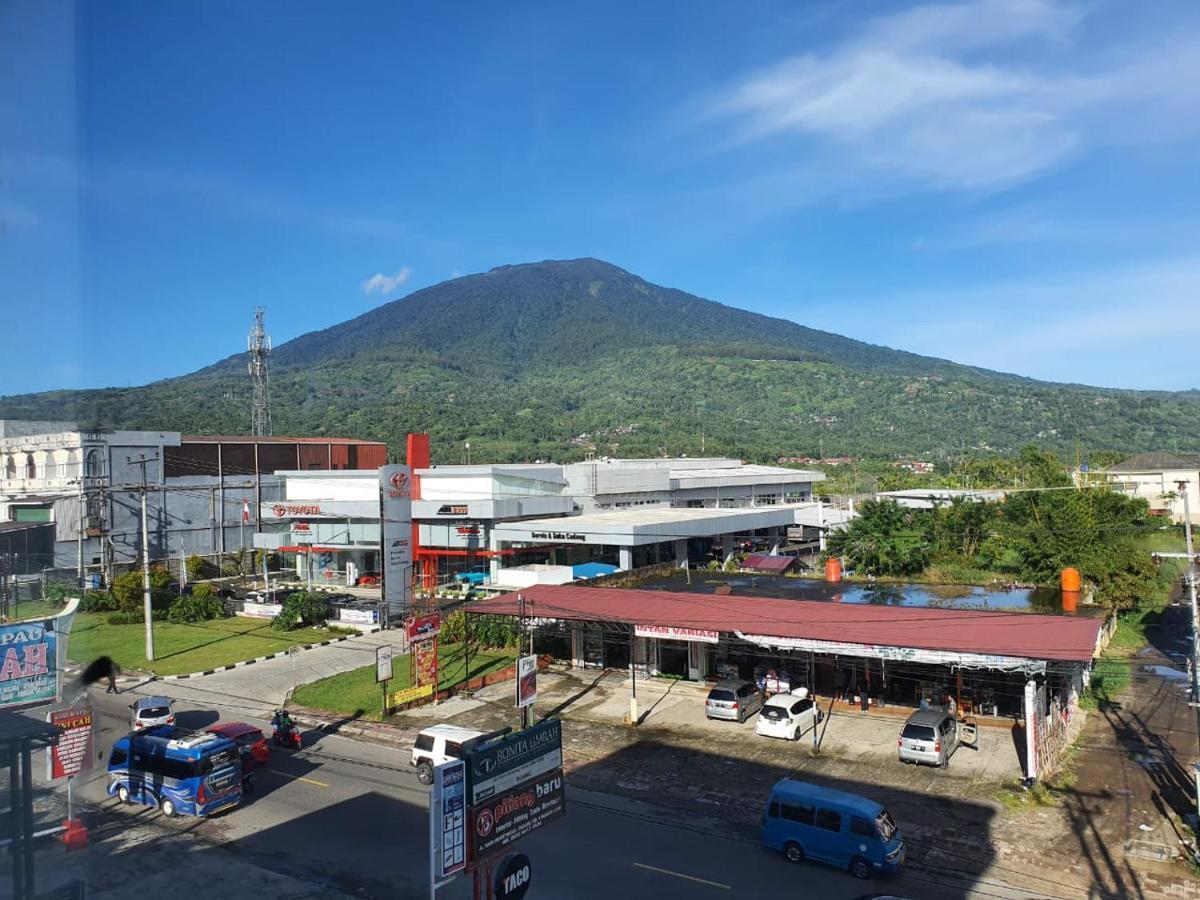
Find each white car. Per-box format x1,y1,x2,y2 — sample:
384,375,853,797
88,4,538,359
411,724,488,785
755,689,822,741
130,695,175,730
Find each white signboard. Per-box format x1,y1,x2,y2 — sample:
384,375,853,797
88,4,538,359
339,606,377,625
242,601,282,619
432,759,467,879
376,644,393,684
515,655,537,708
635,624,720,644
379,465,413,621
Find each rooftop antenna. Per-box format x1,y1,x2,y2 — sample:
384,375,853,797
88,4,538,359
248,306,272,436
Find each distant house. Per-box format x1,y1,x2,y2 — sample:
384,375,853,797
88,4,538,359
874,488,1004,510
1099,452,1200,524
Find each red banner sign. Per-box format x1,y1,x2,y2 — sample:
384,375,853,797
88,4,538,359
406,613,441,641
48,705,94,779
415,637,439,688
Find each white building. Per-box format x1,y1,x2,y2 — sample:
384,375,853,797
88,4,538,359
1098,452,1200,523
874,488,1005,510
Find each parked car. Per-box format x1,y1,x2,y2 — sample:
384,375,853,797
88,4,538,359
705,679,763,723
130,695,175,730
756,689,822,741
411,724,489,785
205,722,270,785
761,778,904,879
107,726,242,818
897,709,976,768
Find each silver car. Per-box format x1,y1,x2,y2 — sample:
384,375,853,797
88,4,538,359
705,679,763,723
897,709,976,767
130,695,175,730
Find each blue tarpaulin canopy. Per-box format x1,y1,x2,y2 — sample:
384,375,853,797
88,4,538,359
572,562,618,580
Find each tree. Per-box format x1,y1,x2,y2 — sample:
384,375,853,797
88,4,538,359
826,499,931,576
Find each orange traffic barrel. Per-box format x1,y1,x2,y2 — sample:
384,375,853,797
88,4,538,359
1061,591,1079,613
1061,567,1081,592
824,557,842,583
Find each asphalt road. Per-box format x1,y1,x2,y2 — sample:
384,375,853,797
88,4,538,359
51,686,1046,900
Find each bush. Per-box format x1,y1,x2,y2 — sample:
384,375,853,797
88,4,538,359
80,590,118,612
191,582,216,599
270,590,330,631
441,610,467,644
186,554,217,580
106,610,144,625
111,571,145,612
167,594,224,624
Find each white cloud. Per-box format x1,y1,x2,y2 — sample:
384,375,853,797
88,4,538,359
361,267,413,296
698,0,1200,194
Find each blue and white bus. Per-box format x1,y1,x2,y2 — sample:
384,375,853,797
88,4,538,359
107,726,243,818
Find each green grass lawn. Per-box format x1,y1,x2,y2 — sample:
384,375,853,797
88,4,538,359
8,599,69,623
292,642,517,720
67,612,339,677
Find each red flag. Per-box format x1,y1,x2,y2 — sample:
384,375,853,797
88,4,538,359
242,500,250,523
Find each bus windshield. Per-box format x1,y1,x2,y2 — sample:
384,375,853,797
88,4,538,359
876,811,898,841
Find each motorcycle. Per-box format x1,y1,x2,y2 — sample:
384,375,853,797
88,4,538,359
271,711,302,749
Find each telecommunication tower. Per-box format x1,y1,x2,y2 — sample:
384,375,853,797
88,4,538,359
248,306,272,436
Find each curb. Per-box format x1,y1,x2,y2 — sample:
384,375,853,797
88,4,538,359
157,631,377,680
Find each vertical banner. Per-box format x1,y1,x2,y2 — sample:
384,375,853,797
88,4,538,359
415,638,438,689
516,655,537,709
47,704,95,779
432,759,467,879
379,465,413,623
0,617,59,709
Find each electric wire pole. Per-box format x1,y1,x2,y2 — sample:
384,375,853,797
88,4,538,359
130,455,159,661
1177,482,1200,707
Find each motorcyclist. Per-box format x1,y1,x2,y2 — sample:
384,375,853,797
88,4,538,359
272,709,294,735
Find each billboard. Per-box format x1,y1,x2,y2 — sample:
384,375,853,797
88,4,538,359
47,705,94,779
376,645,393,683
432,759,468,878
515,655,537,709
468,718,562,806
415,638,439,688
406,613,441,642
0,617,60,709
470,768,565,861
379,465,413,621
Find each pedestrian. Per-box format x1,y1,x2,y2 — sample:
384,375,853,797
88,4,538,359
106,659,121,694
947,693,957,719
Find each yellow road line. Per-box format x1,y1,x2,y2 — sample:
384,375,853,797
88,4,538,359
632,863,731,890
267,769,329,788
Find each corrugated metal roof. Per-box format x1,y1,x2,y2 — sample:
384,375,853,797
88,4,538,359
468,584,1102,663
1105,452,1200,473
743,554,795,573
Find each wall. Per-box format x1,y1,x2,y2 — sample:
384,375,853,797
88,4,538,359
493,565,575,588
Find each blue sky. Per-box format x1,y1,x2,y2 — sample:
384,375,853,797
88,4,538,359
3,0,1200,395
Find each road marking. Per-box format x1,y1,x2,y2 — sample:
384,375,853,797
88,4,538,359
267,769,329,788
632,862,731,890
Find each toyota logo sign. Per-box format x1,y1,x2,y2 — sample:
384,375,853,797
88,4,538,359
389,470,409,495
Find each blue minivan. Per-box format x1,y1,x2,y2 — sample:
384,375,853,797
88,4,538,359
107,725,243,818
761,779,904,879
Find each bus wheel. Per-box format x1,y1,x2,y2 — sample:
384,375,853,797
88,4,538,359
117,785,130,804
160,797,177,818
850,856,872,879
784,842,805,864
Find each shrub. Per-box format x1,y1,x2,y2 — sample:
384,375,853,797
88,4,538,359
111,572,144,612
441,609,467,644
167,594,224,624
80,590,118,612
191,582,216,599
186,554,216,580
270,590,330,631
106,610,144,625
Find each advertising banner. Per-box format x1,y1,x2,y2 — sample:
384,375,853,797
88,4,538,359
406,613,441,641
47,704,94,779
379,464,413,621
470,768,565,861
0,617,59,709
414,638,438,688
634,624,720,644
390,683,434,706
468,719,562,806
515,655,537,709
432,759,467,878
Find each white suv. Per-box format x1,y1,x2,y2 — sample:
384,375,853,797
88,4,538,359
411,724,488,785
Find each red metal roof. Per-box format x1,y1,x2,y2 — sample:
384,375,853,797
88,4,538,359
743,554,795,574
468,585,1102,663
182,435,385,445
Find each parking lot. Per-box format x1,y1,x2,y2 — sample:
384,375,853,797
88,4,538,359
403,665,1025,782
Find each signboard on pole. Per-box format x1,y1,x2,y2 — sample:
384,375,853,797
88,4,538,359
432,759,467,879
406,613,441,642
470,768,564,861
379,464,413,623
493,852,532,900
0,617,60,709
376,644,393,684
468,718,562,806
515,655,537,709
47,704,94,779
415,638,438,689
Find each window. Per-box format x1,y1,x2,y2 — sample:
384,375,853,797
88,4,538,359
445,741,464,758
876,811,897,841
815,809,842,832
85,449,104,478
109,747,128,766
780,802,815,825
3,456,14,479
768,798,779,818
791,699,813,715
707,689,734,702
901,724,936,741
737,684,757,698
850,817,876,838
24,454,36,479
415,734,434,751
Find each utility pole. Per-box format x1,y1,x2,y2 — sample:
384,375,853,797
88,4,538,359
76,477,85,589
130,455,158,661
1177,482,1200,706
519,593,529,730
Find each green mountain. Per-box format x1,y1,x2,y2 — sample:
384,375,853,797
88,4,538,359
4,258,1199,463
